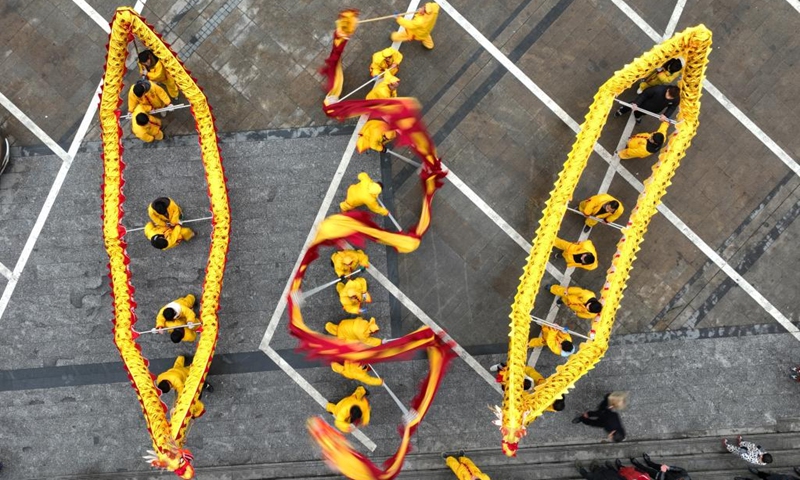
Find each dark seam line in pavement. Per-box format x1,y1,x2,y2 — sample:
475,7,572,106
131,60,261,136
647,170,796,329
379,151,403,337
12,125,355,158
2,321,796,392
178,0,243,59
392,0,574,189
686,195,800,329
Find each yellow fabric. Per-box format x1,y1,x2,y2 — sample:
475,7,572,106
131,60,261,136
335,278,372,314
366,72,399,100
553,237,598,270
156,357,205,419
144,222,194,250
639,68,681,90
148,198,183,226
340,172,389,215
619,121,670,160
131,105,164,143
369,48,403,76
326,386,371,433
528,325,572,355
331,361,383,386
578,194,624,227
550,285,598,319
391,3,439,49
445,456,490,480
355,120,395,153
331,249,369,277
127,82,171,112
324,317,381,346
140,59,179,98
155,295,196,329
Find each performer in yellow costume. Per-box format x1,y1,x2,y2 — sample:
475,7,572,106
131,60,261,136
331,249,369,278
155,294,199,343
445,454,490,480
618,121,670,160
139,49,179,99
331,360,383,386
325,317,382,346
491,362,537,392
127,79,171,113
638,58,683,92
553,238,598,270
144,217,194,249
356,120,397,153
148,197,183,226
336,277,372,314
578,194,624,229
156,356,211,419
340,172,389,215
366,71,400,100
326,386,371,433
369,47,403,77
391,3,440,50
528,324,575,357
549,285,602,319
132,106,165,143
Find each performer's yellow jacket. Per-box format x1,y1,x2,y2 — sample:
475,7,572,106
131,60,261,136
369,48,403,77
156,294,197,329
550,285,599,319
356,120,396,153
639,68,681,91
578,194,624,227
326,386,371,433
619,121,670,159
553,238,598,271
445,456,490,480
331,249,369,277
529,325,573,356
366,72,399,100
340,172,389,215
393,3,440,49
331,361,383,386
131,106,164,143
128,82,171,113
336,278,372,314
156,356,205,418
325,317,381,346
144,222,194,250
140,59,179,98
148,198,183,226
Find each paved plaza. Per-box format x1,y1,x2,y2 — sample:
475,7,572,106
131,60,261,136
0,1,799,479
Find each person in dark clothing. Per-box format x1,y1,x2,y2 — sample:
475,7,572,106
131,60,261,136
576,461,626,480
572,392,627,442
630,453,691,480
614,85,680,123
741,466,800,480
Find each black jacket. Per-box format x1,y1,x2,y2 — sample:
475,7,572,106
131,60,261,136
632,85,679,119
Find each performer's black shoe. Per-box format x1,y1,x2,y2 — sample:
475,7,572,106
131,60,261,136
642,453,651,462
614,110,623,118
572,415,583,424
583,225,591,233
635,117,642,124
203,382,214,393
615,458,623,470
748,466,760,475
556,298,564,305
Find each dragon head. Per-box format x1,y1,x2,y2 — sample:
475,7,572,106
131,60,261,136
144,445,195,479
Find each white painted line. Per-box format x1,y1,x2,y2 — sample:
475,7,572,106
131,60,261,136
610,0,800,178
786,0,800,15
258,115,367,349
261,0,420,349
0,92,70,163
662,0,686,40
260,345,377,451
438,0,800,340
443,164,564,283
365,265,503,395
71,0,111,33
0,262,13,281
69,83,103,158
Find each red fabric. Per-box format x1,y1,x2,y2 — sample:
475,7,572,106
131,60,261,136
619,466,651,480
